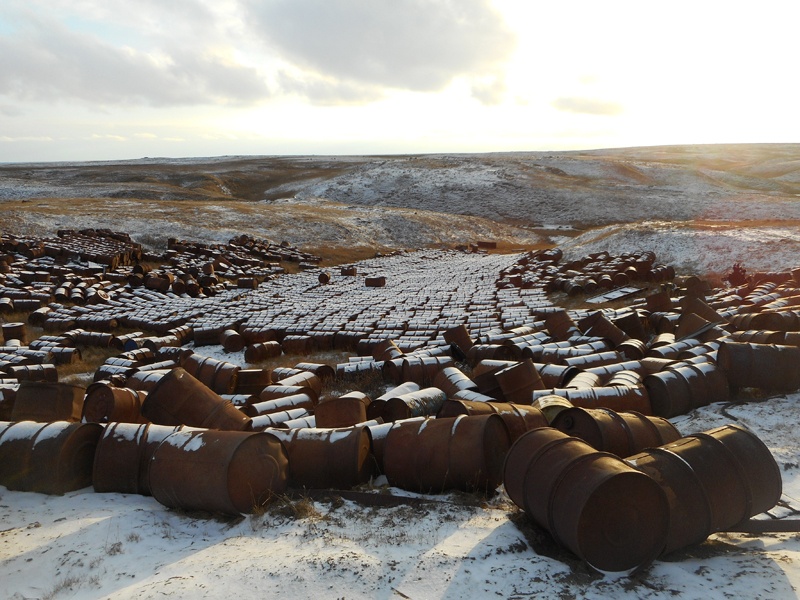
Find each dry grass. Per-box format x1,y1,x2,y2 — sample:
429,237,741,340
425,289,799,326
301,244,393,267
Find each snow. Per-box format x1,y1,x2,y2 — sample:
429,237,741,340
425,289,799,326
3,390,800,599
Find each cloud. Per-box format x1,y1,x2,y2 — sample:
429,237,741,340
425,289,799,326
0,104,24,117
243,0,516,93
471,76,507,106
0,12,271,107
552,96,624,116
277,71,383,106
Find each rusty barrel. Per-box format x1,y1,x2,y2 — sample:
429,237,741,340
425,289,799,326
142,367,251,431
514,428,669,572
234,368,272,395
533,386,652,415
266,425,374,489
552,407,681,458
220,329,245,353
281,335,313,356
246,393,316,417
275,371,322,398
437,399,547,442
82,384,148,424
383,414,511,494
92,422,190,495
368,382,421,421
0,420,102,494
182,354,240,394
643,361,729,418
250,408,312,430
148,429,288,514
503,426,567,509
432,366,478,396
717,341,800,391
401,355,454,387
494,359,544,404
260,384,319,405
366,417,422,473
443,324,474,354
11,380,85,422
244,341,282,363
532,395,574,424
384,387,447,422
2,322,27,344
315,392,371,428
626,424,782,555
293,362,336,381
6,363,58,383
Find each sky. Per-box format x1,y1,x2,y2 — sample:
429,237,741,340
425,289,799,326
0,0,798,163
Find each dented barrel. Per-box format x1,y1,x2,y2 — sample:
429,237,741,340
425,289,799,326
148,429,288,514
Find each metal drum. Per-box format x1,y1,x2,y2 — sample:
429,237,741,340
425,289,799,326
0,420,102,494
11,380,85,422
82,384,148,424
383,414,510,494
142,367,251,431
512,428,669,573
266,425,374,489
148,429,288,514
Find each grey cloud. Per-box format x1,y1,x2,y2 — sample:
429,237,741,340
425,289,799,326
471,77,506,106
0,14,271,107
552,97,624,116
243,0,516,92
277,71,383,106
0,104,24,117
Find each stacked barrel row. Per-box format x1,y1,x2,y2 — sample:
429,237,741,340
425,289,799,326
502,423,781,572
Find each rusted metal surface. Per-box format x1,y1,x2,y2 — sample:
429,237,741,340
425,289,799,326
0,420,102,494
532,385,652,415
250,407,312,430
494,359,545,405
384,414,511,494
148,429,288,514
626,424,782,555
142,367,252,431
314,392,371,428
246,392,316,417
718,341,800,391
384,387,447,422
643,361,729,418
552,407,680,457
92,422,192,495
11,380,85,422
507,428,669,573
266,425,375,489
438,399,547,442
82,384,148,424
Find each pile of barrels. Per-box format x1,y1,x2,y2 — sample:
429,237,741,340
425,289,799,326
1,229,799,573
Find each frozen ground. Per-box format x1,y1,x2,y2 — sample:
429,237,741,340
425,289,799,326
2,391,800,600
2,144,800,598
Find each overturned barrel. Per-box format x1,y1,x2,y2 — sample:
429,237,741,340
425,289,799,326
717,342,800,392
148,429,288,514
82,384,148,424
551,407,681,458
626,424,782,555
141,367,251,431
0,420,103,494
266,425,374,489
508,427,669,572
11,381,85,422
92,422,191,495
383,414,510,494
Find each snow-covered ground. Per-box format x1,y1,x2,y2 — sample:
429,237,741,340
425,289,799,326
2,392,800,599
